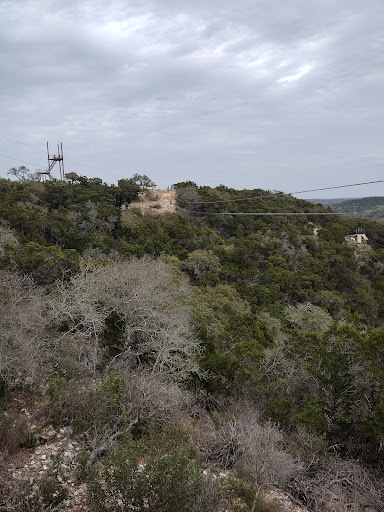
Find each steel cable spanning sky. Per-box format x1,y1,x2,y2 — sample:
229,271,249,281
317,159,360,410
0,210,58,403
180,179,383,215
181,180,384,205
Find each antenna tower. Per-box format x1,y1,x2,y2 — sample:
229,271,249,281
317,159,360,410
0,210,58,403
36,142,65,181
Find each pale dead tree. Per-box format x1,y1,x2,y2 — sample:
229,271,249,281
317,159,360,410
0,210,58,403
59,369,195,462
233,405,303,487
279,232,308,262
286,429,384,511
285,303,333,333
205,402,302,484
203,403,303,512
372,259,384,275
80,369,196,462
258,312,287,344
259,343,318,407
76,201,117,234
290,457,384,512
50,257,201,381
7,165,38,182
0,272,49,387
47,258,202,461
121,370,194,422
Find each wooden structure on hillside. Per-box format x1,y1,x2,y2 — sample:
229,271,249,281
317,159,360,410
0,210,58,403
345,229,368,244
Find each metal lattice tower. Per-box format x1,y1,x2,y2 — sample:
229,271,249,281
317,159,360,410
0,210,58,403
36,142,65,181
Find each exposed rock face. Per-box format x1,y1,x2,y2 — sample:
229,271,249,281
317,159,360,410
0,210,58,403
263,488,309,512
3,424,88,511
125,188,177,215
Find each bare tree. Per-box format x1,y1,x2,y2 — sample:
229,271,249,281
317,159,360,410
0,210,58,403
7,166,39,182
289,456,384,512
50,257,201,380
202,402,302,486
69,369,196,462
0,272,49,388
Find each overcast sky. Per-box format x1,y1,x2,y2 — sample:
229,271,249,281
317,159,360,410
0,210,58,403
1,0,383,197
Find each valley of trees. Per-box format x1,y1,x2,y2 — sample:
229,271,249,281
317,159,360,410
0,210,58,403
1,175,384,511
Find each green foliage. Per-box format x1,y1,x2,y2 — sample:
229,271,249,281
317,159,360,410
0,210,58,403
20,431,38,450
0,175,141,260
1,178,384,467
88,432,211,512
312,290,346,319
102,311,126,360
332,196,384,220
191,286,272,391
55,374,127,436
15,241,80,283
0,223,19,268
40,474,69,507
265,325,384,460
47,376,66,426
183,249,221,285
130,173,156,191
117,178,141,202
293,395,329,434
220,472,257,512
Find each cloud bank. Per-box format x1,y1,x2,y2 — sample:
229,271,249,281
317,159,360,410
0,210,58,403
1,0,383,196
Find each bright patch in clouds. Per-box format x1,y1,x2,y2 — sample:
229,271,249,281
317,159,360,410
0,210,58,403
277,64,313,84
102,16,151,36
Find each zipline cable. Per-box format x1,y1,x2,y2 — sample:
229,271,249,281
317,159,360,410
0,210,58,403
184,211,345,216
181,180,384,205
0,153,46,169
368,238,384,249
0,135,47,153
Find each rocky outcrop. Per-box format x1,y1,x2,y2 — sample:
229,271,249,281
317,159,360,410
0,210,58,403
3,424,88,511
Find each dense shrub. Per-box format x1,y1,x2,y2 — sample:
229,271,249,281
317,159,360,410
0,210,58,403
88,432,219,512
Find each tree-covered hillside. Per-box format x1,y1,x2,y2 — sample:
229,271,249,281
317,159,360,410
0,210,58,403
331,196,384,221
1,176,384,511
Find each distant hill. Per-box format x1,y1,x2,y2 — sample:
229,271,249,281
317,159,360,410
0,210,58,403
330,196,384,220
307,197,349,205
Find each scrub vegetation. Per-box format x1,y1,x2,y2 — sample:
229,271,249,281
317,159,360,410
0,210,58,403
1,175,384,511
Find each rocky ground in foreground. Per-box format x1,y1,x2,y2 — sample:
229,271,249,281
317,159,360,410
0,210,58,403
1,405,309,512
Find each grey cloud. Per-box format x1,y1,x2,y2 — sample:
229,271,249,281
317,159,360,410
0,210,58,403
0,0,383,196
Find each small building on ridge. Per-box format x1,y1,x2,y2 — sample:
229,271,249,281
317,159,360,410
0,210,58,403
345,229,368,244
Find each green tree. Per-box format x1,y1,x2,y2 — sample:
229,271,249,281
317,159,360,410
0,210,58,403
15,242,79,284
88,432,211,512
131,173,156,191
183,249,221,284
